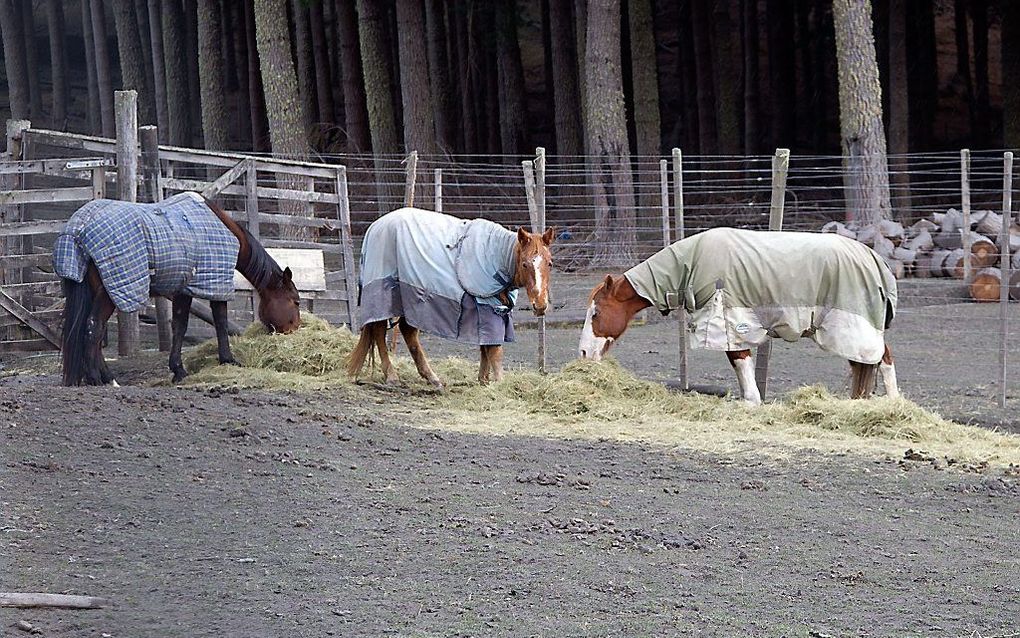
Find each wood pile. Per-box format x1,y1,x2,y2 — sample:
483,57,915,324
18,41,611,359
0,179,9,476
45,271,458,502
821,208,1020,302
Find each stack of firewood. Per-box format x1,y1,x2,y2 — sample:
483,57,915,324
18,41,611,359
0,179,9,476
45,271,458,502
821,209,1020,302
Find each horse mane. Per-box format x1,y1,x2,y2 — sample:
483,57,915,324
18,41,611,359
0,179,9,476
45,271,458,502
238,225,284,291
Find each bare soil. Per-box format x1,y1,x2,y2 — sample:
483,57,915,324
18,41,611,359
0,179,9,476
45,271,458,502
3,310,1020,637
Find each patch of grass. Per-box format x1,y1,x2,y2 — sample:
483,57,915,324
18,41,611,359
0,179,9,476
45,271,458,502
180,314,1020,466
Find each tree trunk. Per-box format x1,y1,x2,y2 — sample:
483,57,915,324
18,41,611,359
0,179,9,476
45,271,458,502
244,0,270,152
767,0,796,148
811,3,834,150
337,0,370,152
574,0,587,152
112,0,155,124
197,0,227,151
906,0,936,150
291,0,318,132
548,0,582,156
690,0,718,153
356,0,400,210
972,0,990,146
228,0,251,147
585,0,637,266
628,0,660,157
1003,0,1020,148
0,0,30,121
253,0,309,156
541,0,554,151
147,0,169,139
454,0,477,153
309,0,336,132
679,0,699,151
183,0,202,141
742,0,759,154
162,0,191,144
833,0,892,225
90,0,116,137
395,0,437,155
495,0,527,155
82,0,101,133
954,0,974,136
887,0,910,218
21,0,41,120
425,0,454,152
712,0,739,154
134,0,155,104
44,0,67,128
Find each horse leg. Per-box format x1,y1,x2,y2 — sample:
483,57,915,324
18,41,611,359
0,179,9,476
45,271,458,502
849,360,878,399
478,345,492,384
489,345,504,382
726,350,761,405
210,300,237,365
880,344,900,398
398,318,442,388
371,321,399,384
169,293,193,383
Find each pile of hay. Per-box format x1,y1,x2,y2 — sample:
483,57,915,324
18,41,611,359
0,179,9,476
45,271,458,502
180,316,1020,466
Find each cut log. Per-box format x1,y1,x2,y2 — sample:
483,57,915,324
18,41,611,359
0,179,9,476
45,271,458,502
892,246,917,264
969,267,1002,302
882,257,905,279
967,234,999,269
976,210,1003,236
1010,270,1020,301
910,218,938,234
933,231,962,249
935,208,964,234
914,251,935,278
877,219,904,244
821,220,856,239
0,593,109,609
930,248,966,278
902,228,933,252
1012,250,1020,271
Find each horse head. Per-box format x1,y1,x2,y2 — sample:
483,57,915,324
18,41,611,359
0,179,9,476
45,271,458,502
514,227,555,316
257,267,301,334
579,274,649,361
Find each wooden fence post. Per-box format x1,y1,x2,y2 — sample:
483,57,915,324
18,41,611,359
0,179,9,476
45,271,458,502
754,148,790,400
140,124,171,352
404,150,418,207
660,159,670,247
434,168,443,212
999,151,1013,408
671,148,688,390
2,120,31,291
115,91,139,356
336,166,359,328
961,149,972,282
535,147,547,373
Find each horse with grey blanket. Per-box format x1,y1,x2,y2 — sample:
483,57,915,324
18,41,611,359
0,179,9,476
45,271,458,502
347,207,554,387
579,227,900,404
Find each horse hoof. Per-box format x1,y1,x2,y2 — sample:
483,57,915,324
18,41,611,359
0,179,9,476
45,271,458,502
172,372,188,384
220,358,240,367
111,379,120,388
429,379,445,391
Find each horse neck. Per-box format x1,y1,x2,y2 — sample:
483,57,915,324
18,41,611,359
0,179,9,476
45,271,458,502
204,197,282,292
616,276,652,320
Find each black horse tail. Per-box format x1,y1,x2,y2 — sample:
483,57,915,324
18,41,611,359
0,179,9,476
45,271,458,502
61,277,93,386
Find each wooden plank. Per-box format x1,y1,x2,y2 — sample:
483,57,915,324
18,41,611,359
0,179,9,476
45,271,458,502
0,219,65,236
22,128,118,153
162,178,339,204
261,238,341,253
245,161,260,240
754,148,790,401
0,157,113,176
335,167,359,328
0,593,109,609
0,289,62,346
200,158,251,198
404,150,418,206
0,308,60,329
0,186,94,206
189,299,243,336
116,90,140,357
234,248,326,291
2,281,62,295
0,338,59,352
434,168,443,212
672,147,688,391
157,145,338,178
0,253,53,268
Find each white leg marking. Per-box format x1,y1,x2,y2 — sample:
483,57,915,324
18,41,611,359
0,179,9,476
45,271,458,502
734,357,761,405
880,362,899,398
578,302,609,361
111,379,121,388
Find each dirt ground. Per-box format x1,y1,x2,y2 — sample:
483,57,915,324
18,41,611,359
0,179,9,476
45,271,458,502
3,308,1020,637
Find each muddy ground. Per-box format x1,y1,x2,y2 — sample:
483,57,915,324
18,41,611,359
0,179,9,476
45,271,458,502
3,307,1020,637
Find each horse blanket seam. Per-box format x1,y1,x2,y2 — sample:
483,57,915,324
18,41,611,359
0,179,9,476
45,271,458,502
357,207,519,346
53,192,239,313
624,227,897,364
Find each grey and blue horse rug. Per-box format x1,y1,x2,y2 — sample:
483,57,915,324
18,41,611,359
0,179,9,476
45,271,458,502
625,227,897,364
53,192,240,313
357,207,520,346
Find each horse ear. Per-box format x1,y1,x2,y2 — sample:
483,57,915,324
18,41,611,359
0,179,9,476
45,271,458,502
283,267,293,283
603,274,615,294
517,227,529,244
542,227,555,246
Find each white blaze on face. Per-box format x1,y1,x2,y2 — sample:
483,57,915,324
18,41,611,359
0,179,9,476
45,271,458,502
578,301,610,361
531,254,545,304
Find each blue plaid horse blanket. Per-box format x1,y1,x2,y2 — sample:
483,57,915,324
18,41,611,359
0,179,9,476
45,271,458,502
357,207,519,346
53,192,240,313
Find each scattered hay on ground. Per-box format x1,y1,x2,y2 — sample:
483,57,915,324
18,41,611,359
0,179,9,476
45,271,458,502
180,315,1020,466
